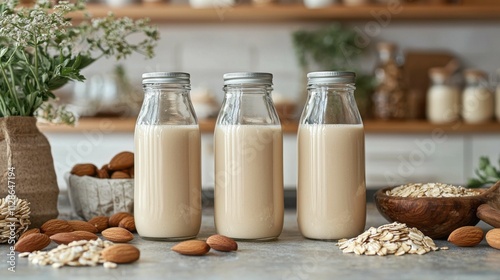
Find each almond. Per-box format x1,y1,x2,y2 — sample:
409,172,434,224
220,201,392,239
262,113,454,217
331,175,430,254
109,212,133,227
111,171,131,179
97,168,110,179
108,151,134,171
447,226,484,247
71,163,97,177
15,233,51,253
88,216,109,232
102,227,134,243
67,220,98,233
477,204,500,228
486,228,500,250
41,219,74,236
19,228,40,241
118,216,136,232
50,231,98,245
101,244,140,264
206,234,238,252
172,240,210,256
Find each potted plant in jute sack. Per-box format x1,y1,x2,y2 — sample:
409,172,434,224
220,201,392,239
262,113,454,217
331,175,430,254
0,0,158,234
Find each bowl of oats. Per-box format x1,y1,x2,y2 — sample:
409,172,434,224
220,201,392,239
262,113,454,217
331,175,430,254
374,181,500,239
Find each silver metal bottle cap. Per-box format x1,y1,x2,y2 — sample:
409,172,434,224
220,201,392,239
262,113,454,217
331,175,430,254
142,72,190,84
223,72,273,85
307,71,356,84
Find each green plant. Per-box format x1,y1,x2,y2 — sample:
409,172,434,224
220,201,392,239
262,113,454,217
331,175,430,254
0,0,159,124
292,24,375,114
293,24,361,72
467,156,500,188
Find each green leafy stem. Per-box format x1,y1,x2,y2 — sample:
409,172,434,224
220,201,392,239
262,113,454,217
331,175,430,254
467,156,500,188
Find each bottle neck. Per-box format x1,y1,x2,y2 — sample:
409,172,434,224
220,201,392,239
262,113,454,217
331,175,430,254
137,83,197,125
223,84,273,95
301,83,362,125
217,84,280,125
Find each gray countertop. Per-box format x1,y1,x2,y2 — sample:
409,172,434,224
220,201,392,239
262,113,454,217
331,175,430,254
1,204,500,280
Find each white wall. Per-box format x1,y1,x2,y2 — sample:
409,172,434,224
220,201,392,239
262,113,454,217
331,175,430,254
70,20,500,104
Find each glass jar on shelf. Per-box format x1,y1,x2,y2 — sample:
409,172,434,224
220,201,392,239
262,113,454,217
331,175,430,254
426,67,460,124
372,42,406,120
461,69,494,124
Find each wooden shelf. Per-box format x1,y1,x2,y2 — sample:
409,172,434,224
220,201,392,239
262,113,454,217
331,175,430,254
38,117,500,134
68,4,500,22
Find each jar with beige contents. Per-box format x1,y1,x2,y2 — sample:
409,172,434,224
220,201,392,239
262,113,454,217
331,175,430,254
214,72,284,241
297,71,366,240
426,67,460,124
134,72,202,241
462,69,494,124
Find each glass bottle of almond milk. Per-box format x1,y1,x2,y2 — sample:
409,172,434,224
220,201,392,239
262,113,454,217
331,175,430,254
297,71,366,240
135,72,201,240
214,72,284,240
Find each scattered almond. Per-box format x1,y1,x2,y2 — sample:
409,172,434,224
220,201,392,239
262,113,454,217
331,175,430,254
477,204,500,228
50,231,98,245
206,234,238,252
447,226,484,247
111,171,131,179
88,216,109,232
118,216,136,232
41,219,74,236
67,220,98,233
19,228,40,241
486,228,500,250
71,163,98,177
109,212,133,227
108,151,134,171
172,240,211,256
102,227,134,243
15,233,51,253
101,244,140,264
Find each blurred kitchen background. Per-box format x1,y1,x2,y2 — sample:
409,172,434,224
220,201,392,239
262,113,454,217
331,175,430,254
42,0,500,199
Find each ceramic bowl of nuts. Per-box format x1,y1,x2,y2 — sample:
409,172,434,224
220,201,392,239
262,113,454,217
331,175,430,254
374,181,500,239
67,151,134,220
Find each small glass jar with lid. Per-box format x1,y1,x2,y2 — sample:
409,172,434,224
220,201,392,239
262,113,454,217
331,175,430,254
214,72,284,241
372,42,406,120
461,69,494,124
426,67,460,124
134,72,201,241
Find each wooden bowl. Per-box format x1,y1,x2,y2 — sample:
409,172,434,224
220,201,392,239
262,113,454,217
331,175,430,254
374,181,500,239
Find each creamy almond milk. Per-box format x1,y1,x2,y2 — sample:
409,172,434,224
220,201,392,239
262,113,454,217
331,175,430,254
134,124,201,240
297,124,366,240
214,125,284,240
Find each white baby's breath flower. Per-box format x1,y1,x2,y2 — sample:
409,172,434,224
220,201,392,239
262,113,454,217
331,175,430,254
0,0,158,120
